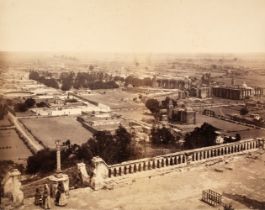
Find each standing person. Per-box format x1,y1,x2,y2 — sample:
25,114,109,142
50,183,57,199
55,182,67,206
34,188,42,206
42,184,51,209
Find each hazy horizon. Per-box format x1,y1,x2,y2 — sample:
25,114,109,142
1,0,265,54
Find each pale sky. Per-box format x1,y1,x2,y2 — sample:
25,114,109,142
0,0,265,53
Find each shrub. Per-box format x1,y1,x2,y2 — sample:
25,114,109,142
240,107,249,115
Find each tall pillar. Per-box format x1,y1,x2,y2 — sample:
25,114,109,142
55,140,62,174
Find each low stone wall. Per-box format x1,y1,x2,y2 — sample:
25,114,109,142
107,138,264,178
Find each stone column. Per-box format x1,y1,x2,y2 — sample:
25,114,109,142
120,166,124,175
49,140,69,197
56,140,62,174
253,141,257,148
186,153,192,165
247,142,250,150
138,163,143,171
153,160,157,169
124,165,127,175
205,150,208,158
163,158,167,166
49,173,69,197
225,147,228,154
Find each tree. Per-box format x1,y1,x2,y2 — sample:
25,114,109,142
26,149,56,174
0,103,7,119
61,81,72,91
184,123,218,149
26,140,80,174
240,107,249,115
86,131,117,164
45,78,59,89
235,133,241,141
151,126,175,145
89,65,94,71
36,101,48,107
79,126,135,164
145,99,160,114
60,72,74,91
24,98,36,108
14,103,28,112
29,71,40,80
114,125,133,162
223,203,235,210
161,97,177,109
26,127,136,174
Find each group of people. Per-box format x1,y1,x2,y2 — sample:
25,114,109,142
34,182,67,209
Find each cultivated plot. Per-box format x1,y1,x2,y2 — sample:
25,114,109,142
21,116,93,148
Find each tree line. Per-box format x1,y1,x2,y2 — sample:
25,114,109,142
26,122,242,175
26,126,139,174
29,71,154,91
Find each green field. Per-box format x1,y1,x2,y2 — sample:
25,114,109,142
21,116,93,148
82,89,143,110
0,129,32,163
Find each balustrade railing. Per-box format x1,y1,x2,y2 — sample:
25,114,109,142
108,138,264,178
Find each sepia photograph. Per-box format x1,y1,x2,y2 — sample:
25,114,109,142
0,0,265,209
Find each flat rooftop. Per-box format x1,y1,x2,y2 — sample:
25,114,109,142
22,150,265,209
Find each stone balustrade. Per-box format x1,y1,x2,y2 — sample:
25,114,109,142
107,138,264,178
